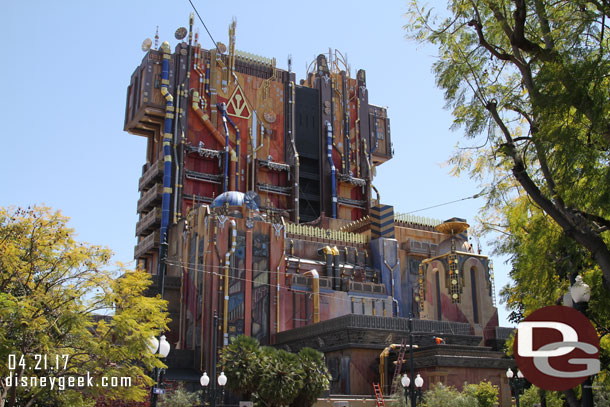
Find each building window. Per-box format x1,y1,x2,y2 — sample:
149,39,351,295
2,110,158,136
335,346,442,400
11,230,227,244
471,267,479,324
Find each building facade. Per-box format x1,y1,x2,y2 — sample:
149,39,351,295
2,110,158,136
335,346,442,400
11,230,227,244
124,18,514,404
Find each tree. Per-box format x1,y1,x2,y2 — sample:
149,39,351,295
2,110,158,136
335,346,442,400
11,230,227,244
462,381,498,407
220,335,262,400
519,385,563,407
0,206,169,407
220,337,330,407
405,0,610,292
256,348,304,407
290,347,330,407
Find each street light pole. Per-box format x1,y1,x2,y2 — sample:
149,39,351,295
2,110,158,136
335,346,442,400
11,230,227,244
401,374,410,407
568,275,593,407
506,368,524,407
409,316,415,407
211,311,218,407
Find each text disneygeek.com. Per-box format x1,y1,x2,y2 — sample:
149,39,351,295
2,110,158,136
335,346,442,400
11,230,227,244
4,354,131,390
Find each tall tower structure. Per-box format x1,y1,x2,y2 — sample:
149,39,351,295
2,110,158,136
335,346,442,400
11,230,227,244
124,19,510,400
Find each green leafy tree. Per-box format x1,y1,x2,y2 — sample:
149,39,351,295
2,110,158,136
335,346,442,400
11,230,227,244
462,381,498,407
405,0,610,293
421,383,478,407
519,385,563,407
0,206,169,407
257,349,304,407
290,347,330,407
220,335,262,400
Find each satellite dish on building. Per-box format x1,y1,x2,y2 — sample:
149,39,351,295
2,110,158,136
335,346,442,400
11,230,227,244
141,38,152,52
175,27,187,40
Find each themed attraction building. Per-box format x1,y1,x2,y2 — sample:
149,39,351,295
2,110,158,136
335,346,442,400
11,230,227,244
124,18,514,405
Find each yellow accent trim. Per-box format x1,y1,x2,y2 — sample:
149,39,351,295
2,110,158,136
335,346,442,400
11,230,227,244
162,79,170,85
163,187,173,193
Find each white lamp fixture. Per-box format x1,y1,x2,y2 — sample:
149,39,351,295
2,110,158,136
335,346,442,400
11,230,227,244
200,372,210,387
506,368,514,379
218,371,227,386
401,374,410,388
517,370,524,379
148,336,160,354
414,373,424,388
158,335,171,358
570,275,591,303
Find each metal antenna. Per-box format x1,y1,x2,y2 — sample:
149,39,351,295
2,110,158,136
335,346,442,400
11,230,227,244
154,26,159,49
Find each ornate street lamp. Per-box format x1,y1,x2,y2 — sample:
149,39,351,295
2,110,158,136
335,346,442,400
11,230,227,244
201,371,227,407
218,372,227,406
414,374,424,405
566,275,593,407
506,368,525,407
200,372,210,405
150,335,171,407
401,374,410,406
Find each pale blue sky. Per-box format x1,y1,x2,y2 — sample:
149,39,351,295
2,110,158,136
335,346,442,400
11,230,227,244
1,0,512,326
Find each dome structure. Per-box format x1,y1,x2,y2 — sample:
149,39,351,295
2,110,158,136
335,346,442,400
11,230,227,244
211,191,259,211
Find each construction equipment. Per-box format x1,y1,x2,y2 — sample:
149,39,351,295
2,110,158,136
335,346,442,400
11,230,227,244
390,338,408,394
373,383,385,407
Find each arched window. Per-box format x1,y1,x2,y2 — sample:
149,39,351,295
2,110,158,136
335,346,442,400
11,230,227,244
435,269,442,321
470,267,479,324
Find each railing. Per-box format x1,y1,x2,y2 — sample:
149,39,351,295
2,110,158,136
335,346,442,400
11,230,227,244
276,314,473,343
139,159,163,191
137,184,163,213
394,213,443,228
285,223,368,245
135,207,161,237
134,230,160,259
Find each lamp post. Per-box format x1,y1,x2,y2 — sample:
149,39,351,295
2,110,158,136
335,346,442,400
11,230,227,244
200,371,227,407
150,335,171,407
506,368,525,407
565,275,593,407
414,374,424,406
200,372,210,405
218,371,227,406
401,374,410,407
408,316,416,407
211,311,219,407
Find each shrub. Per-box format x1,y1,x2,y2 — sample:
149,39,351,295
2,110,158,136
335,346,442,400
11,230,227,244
463,381,498,407
421,383,478,407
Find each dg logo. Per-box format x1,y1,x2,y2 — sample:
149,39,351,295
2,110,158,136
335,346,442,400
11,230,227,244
514,305,600,391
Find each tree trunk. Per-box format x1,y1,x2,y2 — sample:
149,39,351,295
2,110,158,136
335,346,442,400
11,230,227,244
563,389,580,407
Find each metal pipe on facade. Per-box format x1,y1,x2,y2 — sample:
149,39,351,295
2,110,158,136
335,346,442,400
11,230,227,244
332,246,341,290
219,103,240,192
158,41,174,284
223,219,237,346
326,121,337,218
319,246,334,289
379,344,402,391
220,103,230,193
372,184,381,203
191,92,233,149
288,81,299,222
303,270,320,323
342,73,350,174
176,13,194,221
